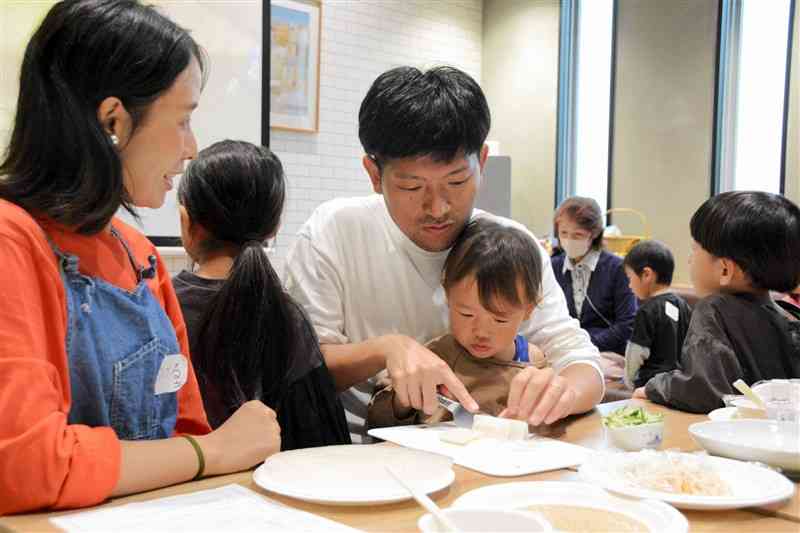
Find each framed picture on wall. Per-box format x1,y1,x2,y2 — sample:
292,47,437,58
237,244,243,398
270,0,321,133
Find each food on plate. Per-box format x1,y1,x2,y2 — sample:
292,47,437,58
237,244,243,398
602,406,664,428
438,414,528,445
620,450,730,496
524,505,649,533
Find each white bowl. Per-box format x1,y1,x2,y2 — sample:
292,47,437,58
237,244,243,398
730,380,800,420
689,420,800,473
451,481,688,532
418,508,552,532
606,422,664,451
754,380,800,422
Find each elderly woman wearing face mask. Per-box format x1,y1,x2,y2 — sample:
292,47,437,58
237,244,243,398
550,197,637,355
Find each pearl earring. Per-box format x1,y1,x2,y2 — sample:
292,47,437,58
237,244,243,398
110,134,119,146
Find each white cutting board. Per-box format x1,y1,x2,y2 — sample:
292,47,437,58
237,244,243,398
368,422,591,477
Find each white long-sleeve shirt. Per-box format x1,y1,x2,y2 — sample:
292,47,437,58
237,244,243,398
285,195,602,441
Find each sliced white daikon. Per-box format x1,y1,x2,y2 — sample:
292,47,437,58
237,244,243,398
472,414,528,440
439,428,480,445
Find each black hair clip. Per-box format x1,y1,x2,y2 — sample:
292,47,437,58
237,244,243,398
139,255,157,280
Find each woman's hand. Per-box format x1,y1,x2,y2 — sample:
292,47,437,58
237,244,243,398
113,400,281,497
632,387,647,399
198,400,281,476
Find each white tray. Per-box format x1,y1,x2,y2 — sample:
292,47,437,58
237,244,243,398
368,422,590,476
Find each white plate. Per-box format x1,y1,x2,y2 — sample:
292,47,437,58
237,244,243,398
578,451,795,510
689,420,800,473
451,481,688,533
369,423,590,476
252,444,454,505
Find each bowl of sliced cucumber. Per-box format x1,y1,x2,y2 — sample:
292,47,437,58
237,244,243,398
602,406,665,452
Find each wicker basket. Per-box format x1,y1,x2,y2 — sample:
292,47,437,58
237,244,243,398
603,208,651,258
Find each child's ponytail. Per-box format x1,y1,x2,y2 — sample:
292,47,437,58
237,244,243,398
193,240,293,410
178,140,292,412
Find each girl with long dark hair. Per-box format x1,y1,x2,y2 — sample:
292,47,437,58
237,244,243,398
174,140,350,449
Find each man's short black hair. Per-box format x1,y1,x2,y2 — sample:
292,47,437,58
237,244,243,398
358,66,490,166
624,240,675,285
690,191,800,292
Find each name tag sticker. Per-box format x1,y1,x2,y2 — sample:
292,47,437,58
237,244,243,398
154,353,188,395
665,301,680,322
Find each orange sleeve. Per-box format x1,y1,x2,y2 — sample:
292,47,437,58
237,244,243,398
0,227,120,514
153,248,211,436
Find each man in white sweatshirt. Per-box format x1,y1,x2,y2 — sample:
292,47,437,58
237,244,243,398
285,66,604,442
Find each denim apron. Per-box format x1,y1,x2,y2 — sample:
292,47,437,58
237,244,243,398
50,226,180,440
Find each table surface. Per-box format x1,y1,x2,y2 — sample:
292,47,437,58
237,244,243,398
2,400,798,531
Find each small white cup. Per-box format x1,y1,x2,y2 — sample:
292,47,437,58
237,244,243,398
418,508,552,532
765,380,800,422
606,422,665,451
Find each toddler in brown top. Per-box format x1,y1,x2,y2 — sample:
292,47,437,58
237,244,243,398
368,219,546,428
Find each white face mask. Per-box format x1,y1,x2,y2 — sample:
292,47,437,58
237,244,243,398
561,238,591,260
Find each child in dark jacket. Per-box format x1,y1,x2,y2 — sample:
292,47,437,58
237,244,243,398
622,240,692,389
633,192,800,413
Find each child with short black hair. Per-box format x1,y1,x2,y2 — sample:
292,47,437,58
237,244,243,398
622,240,691,389
634,192,800,413
368,218,547,428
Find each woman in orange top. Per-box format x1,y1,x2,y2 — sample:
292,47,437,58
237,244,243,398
0,0,280,514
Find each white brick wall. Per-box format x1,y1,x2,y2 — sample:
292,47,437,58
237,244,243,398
4,1,483,278
0,4,483,273
268,0,483,275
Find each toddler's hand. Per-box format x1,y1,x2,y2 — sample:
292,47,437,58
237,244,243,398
499,367,576,426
